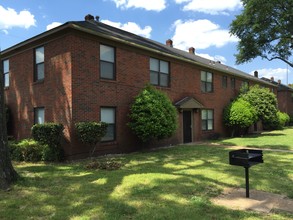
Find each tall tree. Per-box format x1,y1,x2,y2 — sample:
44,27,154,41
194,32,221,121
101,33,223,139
230,0,293,67
0,53,18,190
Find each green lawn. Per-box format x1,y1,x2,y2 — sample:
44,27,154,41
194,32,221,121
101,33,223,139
1,130,293,219
214,127,293,151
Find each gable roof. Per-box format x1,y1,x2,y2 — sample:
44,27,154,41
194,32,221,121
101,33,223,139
175,97,205,109
1,18,276,87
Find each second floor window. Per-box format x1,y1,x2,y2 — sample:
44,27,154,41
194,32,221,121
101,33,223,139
201,71,213,92
34,46,44,81
150,58,169,87
34,107,45,124
100,44,115,80
3,59,9,87
222,76,227,88
231,77,235,89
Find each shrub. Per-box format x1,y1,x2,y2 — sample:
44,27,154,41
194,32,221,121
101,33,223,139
9,139,63,162
9,139,43,162
75,122,108,156
128,85,178,143
31,123,64,147
277,111,290,129
31,123,64,161
240,85,278,129
223,98,257,137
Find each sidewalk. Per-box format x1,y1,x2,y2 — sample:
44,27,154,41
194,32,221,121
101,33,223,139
211,188,293,214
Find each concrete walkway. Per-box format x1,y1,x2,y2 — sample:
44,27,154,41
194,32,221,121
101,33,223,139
211,188,293,214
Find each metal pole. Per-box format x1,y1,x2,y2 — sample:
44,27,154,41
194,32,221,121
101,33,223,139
245,167,249,198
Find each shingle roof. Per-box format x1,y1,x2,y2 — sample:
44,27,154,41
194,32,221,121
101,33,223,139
1,18,276,87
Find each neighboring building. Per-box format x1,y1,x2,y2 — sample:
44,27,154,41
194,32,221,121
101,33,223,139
1,15,277,159
262,77,293,116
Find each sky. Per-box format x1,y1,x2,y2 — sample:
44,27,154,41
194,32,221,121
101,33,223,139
0,0,292,84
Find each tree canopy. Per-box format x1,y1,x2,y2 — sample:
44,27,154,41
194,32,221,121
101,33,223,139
230,0,293,67
128,85,178,143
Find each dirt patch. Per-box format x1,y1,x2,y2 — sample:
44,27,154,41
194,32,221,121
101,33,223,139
211,188,293,214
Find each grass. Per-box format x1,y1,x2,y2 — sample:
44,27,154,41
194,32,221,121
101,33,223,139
0,129,293,219
213,126,293,151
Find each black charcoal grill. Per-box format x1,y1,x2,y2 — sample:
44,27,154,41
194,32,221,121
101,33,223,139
229,149,263,198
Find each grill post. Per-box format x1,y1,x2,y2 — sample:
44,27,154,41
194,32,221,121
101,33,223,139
245,167,249,198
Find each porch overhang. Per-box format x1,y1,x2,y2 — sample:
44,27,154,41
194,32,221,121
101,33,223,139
174,97,204,111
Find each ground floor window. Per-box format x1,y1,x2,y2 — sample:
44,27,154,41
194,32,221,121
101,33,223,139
34,107,45,124
201,109,213,131
101,107,116,141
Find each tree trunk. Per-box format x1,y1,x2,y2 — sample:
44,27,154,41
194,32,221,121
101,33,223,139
0,55,18,190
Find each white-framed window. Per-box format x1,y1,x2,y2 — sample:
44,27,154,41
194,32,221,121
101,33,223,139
201,109,214,131
100,44,115,80
201,71,213,92
101,107,116,141
150,58,169,87
3,59,9,87
34,46,44,81
34,107,45,124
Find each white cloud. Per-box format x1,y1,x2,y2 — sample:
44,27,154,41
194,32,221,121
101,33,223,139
0,5,36,30
111,0,166,11
46,22,62,31
172,19,238,50
250,68,291,83
102,19,152,38
175,0,242,15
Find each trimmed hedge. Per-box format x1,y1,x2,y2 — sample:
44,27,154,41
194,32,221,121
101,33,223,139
75,122,108,156
31,123,64,161
31,123,64,146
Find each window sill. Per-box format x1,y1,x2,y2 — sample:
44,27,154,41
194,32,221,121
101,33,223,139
4,86,9,90
33,79,45,85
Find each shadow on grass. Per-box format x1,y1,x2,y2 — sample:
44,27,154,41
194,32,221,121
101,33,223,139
2,145,292,220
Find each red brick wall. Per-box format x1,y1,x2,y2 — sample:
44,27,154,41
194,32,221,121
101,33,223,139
278,90,293,116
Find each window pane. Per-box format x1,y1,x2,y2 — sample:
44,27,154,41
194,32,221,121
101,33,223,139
206,82,212,92
35,108,45,124
160,74,168,87
207,120,213,130
35,47,44,64
150,71,158,85
4,74,9,87
201,71,206,81
102,124,115,141
37,63,44,80
3,60,9,73
101,108,115,123
201,110,207,119
100,61,114,79
206,72,212,82
160,61,169,74
100,45,114,62
150,58,159,71
208,110,213,119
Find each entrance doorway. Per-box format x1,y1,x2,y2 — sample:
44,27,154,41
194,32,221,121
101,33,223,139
183,110,192,143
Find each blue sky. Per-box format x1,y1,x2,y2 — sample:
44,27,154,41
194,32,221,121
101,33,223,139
1,0,292,84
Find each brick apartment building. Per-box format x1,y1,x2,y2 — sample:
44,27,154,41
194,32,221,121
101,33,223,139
2,15,279,159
